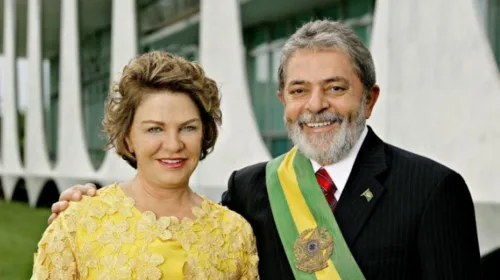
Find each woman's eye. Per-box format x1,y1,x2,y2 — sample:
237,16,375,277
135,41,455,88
183,126,197,132
148,127,162,133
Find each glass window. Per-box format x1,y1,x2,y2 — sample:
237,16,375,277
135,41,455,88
476,0,500,69
486,0,500,69
138,0,200,36
46,58,60,163
271,44,283,83
80,28,111,169
271,138,293,158
255,51,270,83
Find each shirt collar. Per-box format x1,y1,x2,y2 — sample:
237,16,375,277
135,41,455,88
310,125,369,193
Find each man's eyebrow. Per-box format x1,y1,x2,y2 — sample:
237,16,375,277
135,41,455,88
287,77,349,86
323,76,349,83
288,79,308,86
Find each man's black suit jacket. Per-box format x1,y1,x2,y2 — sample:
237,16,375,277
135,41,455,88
480,247,500,279
221,128,480,280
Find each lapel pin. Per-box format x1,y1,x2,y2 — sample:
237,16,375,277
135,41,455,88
361,189,374,202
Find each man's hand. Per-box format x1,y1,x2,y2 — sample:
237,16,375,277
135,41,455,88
48,183,98,224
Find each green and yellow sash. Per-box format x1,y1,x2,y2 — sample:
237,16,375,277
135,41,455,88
266,147,365,280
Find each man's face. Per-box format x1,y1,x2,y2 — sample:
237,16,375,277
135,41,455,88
279,49,379,165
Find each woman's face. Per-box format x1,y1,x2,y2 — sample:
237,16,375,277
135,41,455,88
126,91,203,189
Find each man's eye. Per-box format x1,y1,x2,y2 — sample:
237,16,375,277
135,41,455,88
330,86,345,92
291,88,305,94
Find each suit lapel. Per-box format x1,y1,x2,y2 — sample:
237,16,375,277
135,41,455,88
335,127,387,247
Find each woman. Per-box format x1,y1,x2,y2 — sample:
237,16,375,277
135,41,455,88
32,51,259,279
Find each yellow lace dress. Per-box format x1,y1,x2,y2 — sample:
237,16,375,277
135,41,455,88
31,184,259,279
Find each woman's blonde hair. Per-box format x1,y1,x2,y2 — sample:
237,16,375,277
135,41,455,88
102,51,222,168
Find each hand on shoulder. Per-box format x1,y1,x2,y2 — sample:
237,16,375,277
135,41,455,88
48,183,98,224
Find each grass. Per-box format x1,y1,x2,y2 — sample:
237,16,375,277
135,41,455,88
0,201,51,280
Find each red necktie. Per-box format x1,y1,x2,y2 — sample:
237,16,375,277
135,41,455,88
316,168,338,212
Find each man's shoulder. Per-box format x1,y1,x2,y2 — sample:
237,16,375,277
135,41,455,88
385,142,458,180
367,128,458,179
222,161,270,213
232,161,268,184
223,161,269,204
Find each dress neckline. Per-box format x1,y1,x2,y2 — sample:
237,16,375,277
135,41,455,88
111,183,212,226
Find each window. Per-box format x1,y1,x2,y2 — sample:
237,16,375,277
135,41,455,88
477,0,500,69
80,29,111,169
47,57,60,163
138,0,200,36
486,0,500,69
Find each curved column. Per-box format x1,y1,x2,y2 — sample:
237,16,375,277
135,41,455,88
96,0,137,185
53,0,95,192
369,0,500,253
475,203,500,255
25,0,52,205
25,177,48,207
197,0,271,200
1,0,23,200
366,0,390,139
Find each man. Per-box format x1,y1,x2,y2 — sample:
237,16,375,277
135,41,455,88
49,20,480,279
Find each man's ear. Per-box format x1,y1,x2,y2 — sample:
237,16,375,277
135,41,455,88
364,85,380,119
277,91,285,105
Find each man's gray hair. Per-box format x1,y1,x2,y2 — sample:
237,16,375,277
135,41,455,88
278,19,376,93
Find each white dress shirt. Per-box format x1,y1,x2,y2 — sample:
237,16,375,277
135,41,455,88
310,126,369,201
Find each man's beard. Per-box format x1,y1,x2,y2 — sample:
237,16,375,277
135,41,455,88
286,97,366,165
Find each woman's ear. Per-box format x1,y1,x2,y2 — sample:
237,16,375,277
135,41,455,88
125,134,134,154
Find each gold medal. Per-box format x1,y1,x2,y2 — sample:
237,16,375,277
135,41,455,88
293,227,334,273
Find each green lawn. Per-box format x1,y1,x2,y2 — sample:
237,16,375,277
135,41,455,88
0,201,50,280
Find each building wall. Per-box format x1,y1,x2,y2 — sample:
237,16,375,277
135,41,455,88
369,0,500,254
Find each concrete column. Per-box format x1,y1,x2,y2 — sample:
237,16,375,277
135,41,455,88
368,0,500,254
24,0,53,206
197,0,271,201
367,0,390,139
97,0,137,185
1,0,23,200
53,0,95,191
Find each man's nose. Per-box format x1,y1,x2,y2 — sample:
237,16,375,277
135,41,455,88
305,88,328,113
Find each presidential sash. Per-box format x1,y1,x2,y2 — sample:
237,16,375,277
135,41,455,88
266,147,365,280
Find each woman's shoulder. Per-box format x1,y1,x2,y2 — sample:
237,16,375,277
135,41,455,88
95,183,122,197
200,198,254,235
62,184,124,218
